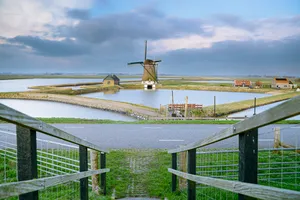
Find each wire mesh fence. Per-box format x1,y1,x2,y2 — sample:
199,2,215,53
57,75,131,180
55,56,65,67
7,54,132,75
0,124,96,200
175,118,300,199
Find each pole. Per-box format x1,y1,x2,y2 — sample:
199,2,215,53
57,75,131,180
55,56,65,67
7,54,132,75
172,90,174,114
214,96,216,117
253,97,257,115
184,96,188,118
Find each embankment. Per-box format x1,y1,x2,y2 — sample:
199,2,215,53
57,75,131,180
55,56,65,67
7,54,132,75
0,92,160,119
202,92,300,117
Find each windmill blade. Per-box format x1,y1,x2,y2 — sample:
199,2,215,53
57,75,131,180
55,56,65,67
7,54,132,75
153,60,162,63
144,40,147,61
127,61,144,65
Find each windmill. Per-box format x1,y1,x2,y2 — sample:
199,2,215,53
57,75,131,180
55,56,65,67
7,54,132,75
127,40,162,89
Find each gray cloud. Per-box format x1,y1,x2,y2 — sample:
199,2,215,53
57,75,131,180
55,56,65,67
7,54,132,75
1,6,300,76
64,8,206,44
160,35,300,75
9,36,90,57
212,14,257,31
66,8,90,20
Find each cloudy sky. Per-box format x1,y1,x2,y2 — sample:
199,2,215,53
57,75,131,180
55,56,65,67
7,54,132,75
0,0,299,76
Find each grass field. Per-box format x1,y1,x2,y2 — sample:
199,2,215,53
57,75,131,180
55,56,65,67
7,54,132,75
1,149,299,199
0,117,299,124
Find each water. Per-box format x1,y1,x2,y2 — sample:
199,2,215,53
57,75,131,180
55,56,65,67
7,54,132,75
0,78,104,92
188,80,233,84
0,77,183,92
81,89,271,108
0,99,136,121
229,100,300,120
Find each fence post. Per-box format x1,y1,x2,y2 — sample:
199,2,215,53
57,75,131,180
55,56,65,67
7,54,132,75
100,152,107,195
16,125,38,200
172,153,177,192
179,148,187,191
188,149,196,200
79,146,88,200
90,150,100,195
238,128,258,200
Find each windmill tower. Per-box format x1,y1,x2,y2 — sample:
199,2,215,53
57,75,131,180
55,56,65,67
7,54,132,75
128,40,162,90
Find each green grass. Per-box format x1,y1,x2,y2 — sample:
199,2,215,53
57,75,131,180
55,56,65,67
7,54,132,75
1,117,299,124
200,92,300,117
1,149,299,199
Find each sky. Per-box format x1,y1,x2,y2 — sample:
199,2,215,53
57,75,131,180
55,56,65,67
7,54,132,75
0,0,299,76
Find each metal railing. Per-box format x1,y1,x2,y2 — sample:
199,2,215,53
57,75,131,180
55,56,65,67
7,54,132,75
168,95,300,200
0,103,109,200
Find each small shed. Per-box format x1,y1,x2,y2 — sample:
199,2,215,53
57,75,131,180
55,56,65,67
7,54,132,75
103,74,120,86
233,80,251,87
272,78,290,89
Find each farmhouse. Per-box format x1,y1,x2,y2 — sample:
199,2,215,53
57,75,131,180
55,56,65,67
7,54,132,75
271,78,290,89
233,80,251,87
103,74,120,86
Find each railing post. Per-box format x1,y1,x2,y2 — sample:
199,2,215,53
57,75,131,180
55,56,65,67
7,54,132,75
188,149,196,200
172,153,177,192
239,128,258,200
100,152,107,195
79,146,88,200
16,125,38,200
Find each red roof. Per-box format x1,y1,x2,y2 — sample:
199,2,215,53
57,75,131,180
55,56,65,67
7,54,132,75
234,80,251,86
274,78,289,84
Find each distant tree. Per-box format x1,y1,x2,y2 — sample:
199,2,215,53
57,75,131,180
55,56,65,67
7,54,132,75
255,81,263,87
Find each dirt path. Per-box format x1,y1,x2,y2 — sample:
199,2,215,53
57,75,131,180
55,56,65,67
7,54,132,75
0,92,161,119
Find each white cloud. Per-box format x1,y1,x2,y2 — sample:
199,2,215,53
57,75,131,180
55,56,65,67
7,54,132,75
150,18,300,53
0,0,94,38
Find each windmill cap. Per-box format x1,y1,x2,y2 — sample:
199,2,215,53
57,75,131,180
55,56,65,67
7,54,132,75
144,59,154,64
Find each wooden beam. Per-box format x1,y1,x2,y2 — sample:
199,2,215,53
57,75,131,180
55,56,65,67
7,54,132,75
16,125,38,200
80,146,88,200
171,153,177,192
168,95,300,153
187,149,196,200
0,103,108,153
100,153,107,195
168,169,300,200
90,150,100,195
0,169,110,199
239,129,258,200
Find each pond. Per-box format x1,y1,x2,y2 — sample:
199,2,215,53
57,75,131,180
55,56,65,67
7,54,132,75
0,78,103,92
0,99,136,121
187,80,233,84
81,89,271,108
228,100,300,120
0,77,183,92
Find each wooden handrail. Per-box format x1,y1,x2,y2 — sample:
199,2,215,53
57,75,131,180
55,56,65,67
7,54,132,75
0,103,108,153
0,169,110,199
168,95,300,153
168,169,300,200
